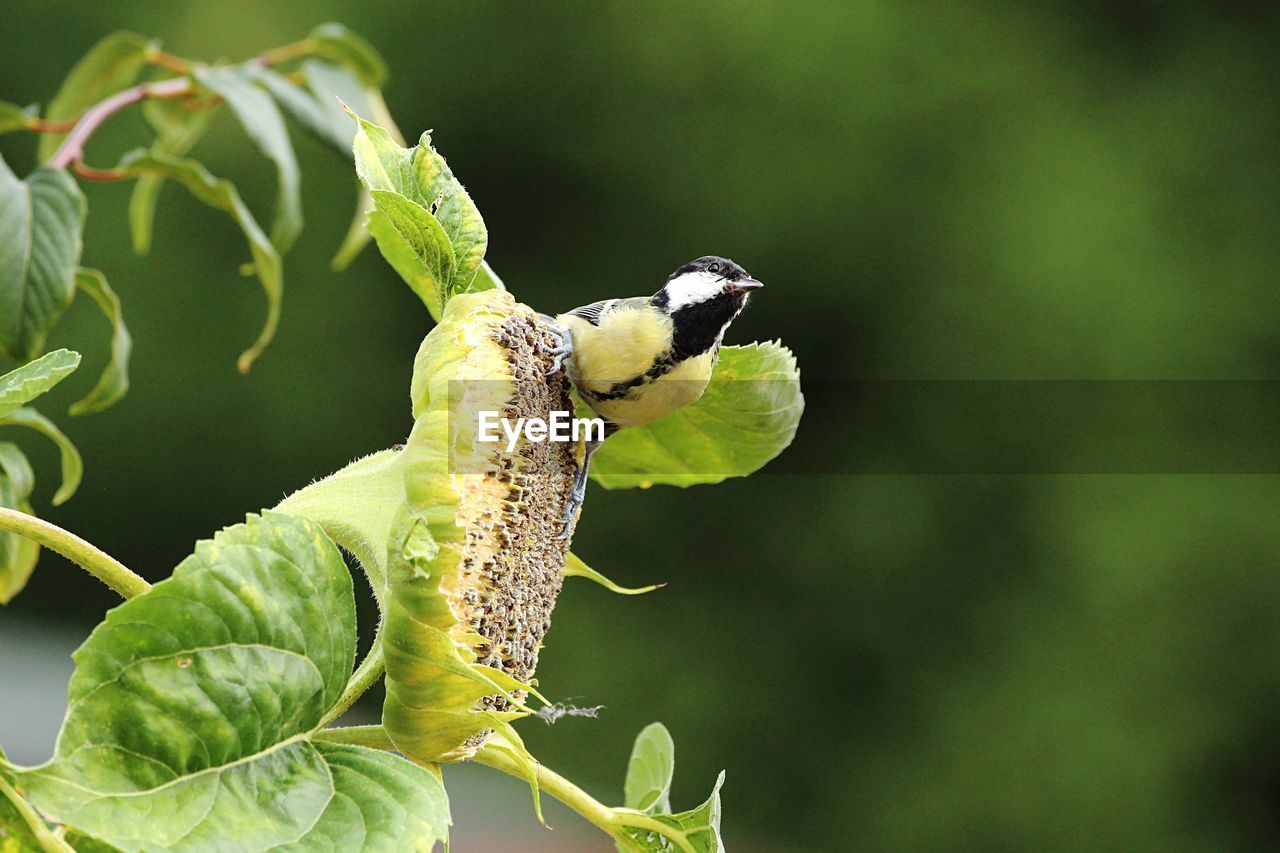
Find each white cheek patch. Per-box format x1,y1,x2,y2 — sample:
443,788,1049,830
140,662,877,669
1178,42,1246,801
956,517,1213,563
663,271,724,310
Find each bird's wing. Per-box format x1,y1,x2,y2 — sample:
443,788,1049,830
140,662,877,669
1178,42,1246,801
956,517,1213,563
563,299,616,326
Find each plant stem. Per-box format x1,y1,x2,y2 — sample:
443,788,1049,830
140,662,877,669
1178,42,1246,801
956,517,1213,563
145,48,192,74
72,162,128,182
0,772,74,852
471,743,624,843
313,724,395,750
46,76,193,170
318,631,385,727
27,117,78,134
0,507,148,599
313,724,668,850
258,38,317,67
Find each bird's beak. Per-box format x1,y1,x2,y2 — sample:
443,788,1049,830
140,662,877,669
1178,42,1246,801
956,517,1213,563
728,278,763,293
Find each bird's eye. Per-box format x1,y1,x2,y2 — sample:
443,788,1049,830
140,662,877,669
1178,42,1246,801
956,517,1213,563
708,263,721,274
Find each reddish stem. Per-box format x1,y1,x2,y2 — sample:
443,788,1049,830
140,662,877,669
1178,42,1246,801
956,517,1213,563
46,76,193,170
27,117,78,133
147,49,192,74
72,161,128,181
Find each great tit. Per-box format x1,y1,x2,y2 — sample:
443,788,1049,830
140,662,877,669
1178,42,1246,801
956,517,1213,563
546,255,763,533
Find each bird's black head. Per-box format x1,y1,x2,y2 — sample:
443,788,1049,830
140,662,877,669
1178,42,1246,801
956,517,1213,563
652,255,763,359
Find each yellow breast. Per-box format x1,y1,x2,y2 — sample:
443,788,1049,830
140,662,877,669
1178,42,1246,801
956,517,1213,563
556,305,718,429
557,305,673,391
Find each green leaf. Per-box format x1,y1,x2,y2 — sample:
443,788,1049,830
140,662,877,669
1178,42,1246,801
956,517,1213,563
251,60,387,271
11,512,358,852
331,189,375,272
257,60,372,156
0,101,37,135
470,260,506,293
0,156,87,361
312,66,405,271
37,32,153,161
268,743,450,852
60,831,118,852
632,774,725,853
565,552,662,595
0,443,39,605
252,67,345,153
624,723,675,813
129,96,217,256
0,407,82,506
308,23,389,87
303,60,373,145
351,115,488,315
0,746,59,853
365,202,454,317
116,149,281,372
617,724,725,853
591,342,804,489
68,268,130,415
195,66,303,254
0,349,80,419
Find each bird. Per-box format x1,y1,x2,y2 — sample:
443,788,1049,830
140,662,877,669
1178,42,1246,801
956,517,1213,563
544,255,763,534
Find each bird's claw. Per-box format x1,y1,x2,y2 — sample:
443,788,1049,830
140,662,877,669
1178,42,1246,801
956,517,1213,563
539,319,574,377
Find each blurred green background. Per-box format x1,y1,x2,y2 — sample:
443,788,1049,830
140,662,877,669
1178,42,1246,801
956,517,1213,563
4,1,1280,850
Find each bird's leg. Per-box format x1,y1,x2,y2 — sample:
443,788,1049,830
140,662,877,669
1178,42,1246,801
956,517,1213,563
537,315,574,376
557,434,603,539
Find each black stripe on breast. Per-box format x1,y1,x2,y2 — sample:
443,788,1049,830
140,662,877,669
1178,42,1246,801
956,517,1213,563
581,351,680,402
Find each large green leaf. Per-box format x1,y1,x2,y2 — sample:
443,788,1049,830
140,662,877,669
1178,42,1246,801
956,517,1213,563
0,407,82,505
195,66,303,254
11,512,361,851
307,23,389,88
268,743,450,852
37,32,153,161
351,116,488,315
617,724,725,853
0,157,87,361
0,443,39,605
0,349,80,419
129,95,218,256
116,149,281,372
591,342,804,489
67,268,129,415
